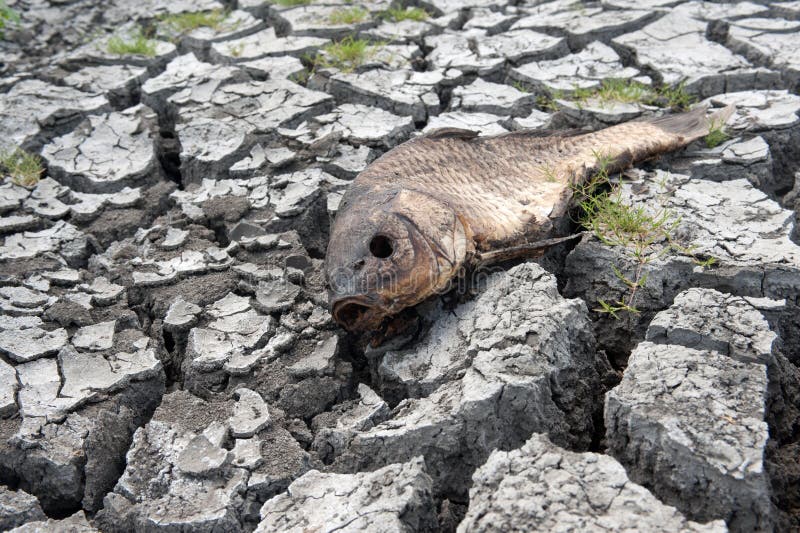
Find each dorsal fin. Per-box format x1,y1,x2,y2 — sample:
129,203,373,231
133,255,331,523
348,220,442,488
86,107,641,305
422,127,480,140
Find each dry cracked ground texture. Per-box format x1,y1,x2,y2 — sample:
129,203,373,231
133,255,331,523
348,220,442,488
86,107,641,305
0,0,800,531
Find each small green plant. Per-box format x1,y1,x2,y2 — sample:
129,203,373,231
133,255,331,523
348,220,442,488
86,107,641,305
1,148,44,187
0,1,20,39
511,80,530,93
582,189,678,316
314,36,381,72
573,154,714,318
568,79,653,110
229,43,245,57
704,120,730,148
269,0,312,6
329,6,369,24
542,79,697,112
381,6,429,22
536,89,564,112
652,81,695,111
158,9,228,34
107,29,157,56
537,163,559,182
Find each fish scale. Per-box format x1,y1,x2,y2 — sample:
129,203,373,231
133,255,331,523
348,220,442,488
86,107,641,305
325,105,735,332
362,134,583,246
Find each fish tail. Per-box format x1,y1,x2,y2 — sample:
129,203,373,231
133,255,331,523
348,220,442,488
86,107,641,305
647,104,736,143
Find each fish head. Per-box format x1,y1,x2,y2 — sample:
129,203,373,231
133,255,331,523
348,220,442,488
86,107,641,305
326,187,469,332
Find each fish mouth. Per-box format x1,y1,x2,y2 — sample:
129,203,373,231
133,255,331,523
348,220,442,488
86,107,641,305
332,297,387,332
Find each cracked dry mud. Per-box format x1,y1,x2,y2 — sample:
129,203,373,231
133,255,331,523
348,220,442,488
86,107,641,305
1,0,800,532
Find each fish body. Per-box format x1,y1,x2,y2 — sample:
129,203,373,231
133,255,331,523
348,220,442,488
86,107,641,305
325,105,734,331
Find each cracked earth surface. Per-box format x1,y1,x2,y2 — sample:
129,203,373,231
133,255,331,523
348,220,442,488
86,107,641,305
1,0,800,531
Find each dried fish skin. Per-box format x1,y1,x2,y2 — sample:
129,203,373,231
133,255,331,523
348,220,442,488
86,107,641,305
326,105,735,331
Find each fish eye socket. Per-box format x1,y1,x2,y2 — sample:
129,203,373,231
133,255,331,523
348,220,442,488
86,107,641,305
369,235,394,259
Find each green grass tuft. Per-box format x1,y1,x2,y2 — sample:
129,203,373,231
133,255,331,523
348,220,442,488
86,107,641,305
511,80,530,93
573,79,652,107
654,81,695,111
0,1,20,39
158,9,228,34
229,43,245,57
536,92,561,111
537,79,697,112
381,6,429,22
107,29,157,56
572,153,713,318
536,163,559,182
1,148,44,187
595,79,651,103
315,36,381,72
329,6,369,24
704,120,730,148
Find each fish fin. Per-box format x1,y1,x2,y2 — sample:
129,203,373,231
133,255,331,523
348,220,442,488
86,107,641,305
423,128,480,140
647,104,736,143
473,232,586,266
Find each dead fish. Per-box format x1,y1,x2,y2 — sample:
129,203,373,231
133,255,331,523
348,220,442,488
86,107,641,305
325,104,735,332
